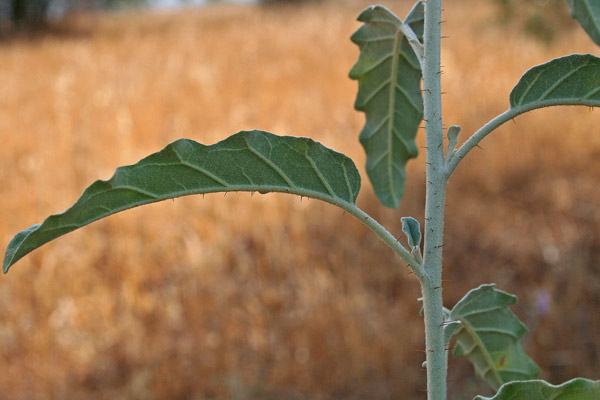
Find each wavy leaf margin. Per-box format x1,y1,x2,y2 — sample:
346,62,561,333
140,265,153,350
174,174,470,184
3,130,361,272
349,1,424,208
449,284,540,391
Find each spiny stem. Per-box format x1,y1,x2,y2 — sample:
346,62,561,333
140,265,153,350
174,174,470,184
421,0,448,398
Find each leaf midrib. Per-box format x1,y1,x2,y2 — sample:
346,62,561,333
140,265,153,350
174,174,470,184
386,30,403,206
460,320,504,387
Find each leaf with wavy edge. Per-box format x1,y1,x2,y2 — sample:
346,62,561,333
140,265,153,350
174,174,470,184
3,130,360,273
567,0,600,47
510,54,600,109
449,284,540,391
349,1,424,208
474,378,600,400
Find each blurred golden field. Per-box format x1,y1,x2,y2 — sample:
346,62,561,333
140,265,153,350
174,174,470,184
0,0,599,398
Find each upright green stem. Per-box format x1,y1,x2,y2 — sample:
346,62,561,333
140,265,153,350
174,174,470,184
422,0,447,399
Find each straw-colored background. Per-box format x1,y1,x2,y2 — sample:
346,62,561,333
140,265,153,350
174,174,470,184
0,0,598,398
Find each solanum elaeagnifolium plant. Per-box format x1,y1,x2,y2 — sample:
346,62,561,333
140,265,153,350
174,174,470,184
3,1,600,399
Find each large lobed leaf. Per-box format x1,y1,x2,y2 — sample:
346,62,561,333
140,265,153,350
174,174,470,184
3,131,360,272
475,378,600,400
349,2,424,208
567,0,600,47
449,284,540,391
510,54,600,110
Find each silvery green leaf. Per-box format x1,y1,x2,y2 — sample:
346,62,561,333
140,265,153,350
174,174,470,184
567,0,600,46
3,131,360,272
349,1,424,208
401,216,421,248
450,284,540,391
510,54,600,110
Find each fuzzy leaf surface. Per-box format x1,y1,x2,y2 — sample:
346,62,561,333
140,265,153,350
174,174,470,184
3,131,360,272
401,216,421,248
349,2,424,208
510,54,600,110
474,378,600,400
450,284,540,391
567,0,600,46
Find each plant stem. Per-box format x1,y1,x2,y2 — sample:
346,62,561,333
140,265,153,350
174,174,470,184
445,99,600,177
422,0,448,399
343,204,426,282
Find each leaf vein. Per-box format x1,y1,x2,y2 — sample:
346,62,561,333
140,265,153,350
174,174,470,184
245,136,297,188
539,59,591,101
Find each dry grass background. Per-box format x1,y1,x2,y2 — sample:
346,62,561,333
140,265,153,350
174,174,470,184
0,0,598,398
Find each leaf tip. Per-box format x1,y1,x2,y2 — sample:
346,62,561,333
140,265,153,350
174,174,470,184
3,224,39,274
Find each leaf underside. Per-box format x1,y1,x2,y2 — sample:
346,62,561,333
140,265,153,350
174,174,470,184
567,0,600,47
401,216,421,248
474,378,600,400
449,284,540,391
510,54,600,110
3,130,360,273
349,2,424,208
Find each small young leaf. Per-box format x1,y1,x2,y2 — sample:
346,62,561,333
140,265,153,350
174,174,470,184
447,125,461,149
3,131,360,273
474,378,600,400
567,0,600,47
445,125,461,163
449,284,540,391
510,54,600,110
349,1,424,208
401,216,421,248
